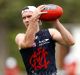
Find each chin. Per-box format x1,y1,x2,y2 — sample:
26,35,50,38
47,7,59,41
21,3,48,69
25,24,29,28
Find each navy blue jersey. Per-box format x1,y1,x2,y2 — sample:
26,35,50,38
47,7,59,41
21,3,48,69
20,29,57,75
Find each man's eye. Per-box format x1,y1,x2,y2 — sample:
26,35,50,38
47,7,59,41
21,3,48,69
27,15,32,18
22,15,26,19
22,15,32,20
23,17,26,19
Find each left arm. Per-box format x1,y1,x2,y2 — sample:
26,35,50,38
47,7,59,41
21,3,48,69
49,19,75,46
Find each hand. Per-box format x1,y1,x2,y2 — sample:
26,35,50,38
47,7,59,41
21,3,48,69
30,5,47,21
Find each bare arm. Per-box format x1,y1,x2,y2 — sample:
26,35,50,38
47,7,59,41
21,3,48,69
19,5,46,48
49,19,75,46
23,17,39,48
22,5,46,48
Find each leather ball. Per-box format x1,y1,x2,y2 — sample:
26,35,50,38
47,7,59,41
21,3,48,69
39,4,63,21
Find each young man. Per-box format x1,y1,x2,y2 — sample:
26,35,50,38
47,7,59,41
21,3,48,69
15,5,75,75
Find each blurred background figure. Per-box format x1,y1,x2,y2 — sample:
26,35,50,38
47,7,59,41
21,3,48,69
4,57,20,75
55,43,70,75
64,26,80,75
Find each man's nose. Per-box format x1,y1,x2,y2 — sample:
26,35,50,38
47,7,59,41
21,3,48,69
25,18,30,22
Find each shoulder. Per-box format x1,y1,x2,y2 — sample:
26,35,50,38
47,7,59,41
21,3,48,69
15,33,25,47
15,33,25,37
15,33,25,41
48,28,58,36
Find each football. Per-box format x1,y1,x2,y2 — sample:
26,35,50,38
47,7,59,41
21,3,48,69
40,4,63,21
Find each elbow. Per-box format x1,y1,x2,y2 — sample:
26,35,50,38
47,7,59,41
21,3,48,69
67,40,75,46
69,41,75,46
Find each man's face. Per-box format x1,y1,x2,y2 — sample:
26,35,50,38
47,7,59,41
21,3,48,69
21,9,33,28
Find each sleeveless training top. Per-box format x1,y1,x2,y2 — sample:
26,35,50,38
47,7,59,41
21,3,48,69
20,29,57,75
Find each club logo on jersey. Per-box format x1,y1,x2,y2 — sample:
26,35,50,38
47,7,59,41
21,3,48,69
29,48,50,71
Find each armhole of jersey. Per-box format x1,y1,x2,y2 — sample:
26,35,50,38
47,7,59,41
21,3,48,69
47,29,57,42
47,29,53,39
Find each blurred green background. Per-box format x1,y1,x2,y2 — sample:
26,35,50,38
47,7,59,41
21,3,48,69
0,0,80,74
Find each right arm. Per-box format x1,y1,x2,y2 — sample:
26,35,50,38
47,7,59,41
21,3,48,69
15,5,46,48
22,5,46,48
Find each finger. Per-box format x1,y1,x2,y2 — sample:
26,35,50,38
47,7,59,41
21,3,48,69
37,5,46,11
37,5,45,8
40,11,48,14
